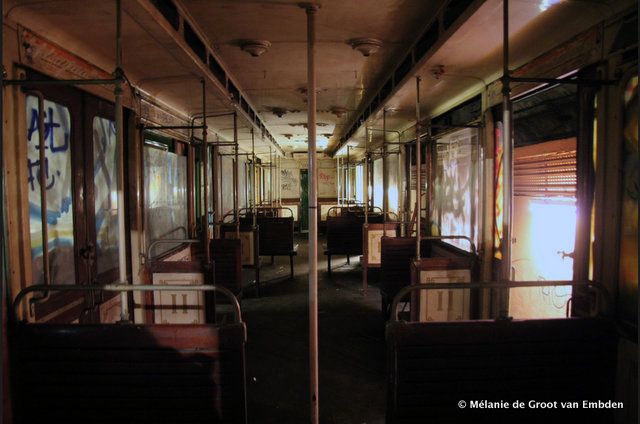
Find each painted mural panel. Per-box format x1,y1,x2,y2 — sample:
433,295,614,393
93,117,119,275
26,95,75,285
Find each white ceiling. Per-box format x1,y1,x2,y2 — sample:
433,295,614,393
4,0,635,158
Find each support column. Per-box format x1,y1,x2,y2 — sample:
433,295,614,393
364,128,369,225
382,109,388,220
114,0,129,320
415,76,422,260
201,79,210,265
500,0,513,317
233,112,239,237
301,3,320,423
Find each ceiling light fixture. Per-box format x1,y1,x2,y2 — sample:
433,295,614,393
430,65,445,79
348,38,382,57
240,40,272,57
330,106,348,118
270,107,287,118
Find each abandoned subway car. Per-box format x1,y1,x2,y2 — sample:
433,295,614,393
1,0,637,423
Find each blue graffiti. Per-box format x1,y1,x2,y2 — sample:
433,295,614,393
27,106,69,153
29,195,72,225
27,157,60,191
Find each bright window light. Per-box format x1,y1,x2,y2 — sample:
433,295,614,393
528,199,576,280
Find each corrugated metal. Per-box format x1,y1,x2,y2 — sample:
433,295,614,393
514,149,577,197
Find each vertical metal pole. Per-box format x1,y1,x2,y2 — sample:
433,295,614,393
276,156,281,206
415,76,422,260
364,128,369,225
212,137,220,239
269,146,273,206
425,124,431,237
35,94,50,286
397,141,402,225
336,156,341,205
382,109,388,222
404,141,412,236
500,0,513,317
344,144,351,205
251,129,257,227
233,112,239,237
114,0,129,321
302,4,320,423
201,79,210,265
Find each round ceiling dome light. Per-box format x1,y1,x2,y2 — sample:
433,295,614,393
240,40,272,57
349,38,382,57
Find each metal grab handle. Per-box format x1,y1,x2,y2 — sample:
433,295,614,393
389,280,609,323
421,235,476,255
147,239,201,262
13,284,243,324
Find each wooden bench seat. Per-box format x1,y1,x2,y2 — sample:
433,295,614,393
386,317,618,424
10,322,247,424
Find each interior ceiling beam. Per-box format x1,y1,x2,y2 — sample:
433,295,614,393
329,0,486,156
135,0,285,156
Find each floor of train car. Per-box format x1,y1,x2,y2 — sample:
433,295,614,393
239,234,386,424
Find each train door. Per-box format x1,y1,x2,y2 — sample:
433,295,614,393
506,84,579,319
82,95,121,322
25,78,122,323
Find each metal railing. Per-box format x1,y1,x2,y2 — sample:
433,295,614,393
146,239,201,262
222,206,294,222
389,280,609,322
13,283,242,324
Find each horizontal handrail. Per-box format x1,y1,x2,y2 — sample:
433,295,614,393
389,280,609,323
13,284,242,324
326,205,384,217
156,226,188,240
421,235,476,255
223,206,294,222
147,238,200,261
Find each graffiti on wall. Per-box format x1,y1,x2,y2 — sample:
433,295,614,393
27,95,75,284
280,168,300,199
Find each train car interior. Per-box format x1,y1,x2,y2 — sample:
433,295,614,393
1,0,637,423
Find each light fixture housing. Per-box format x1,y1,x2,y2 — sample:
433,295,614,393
330,106,348,118
240,40,272,57
348,38,382,57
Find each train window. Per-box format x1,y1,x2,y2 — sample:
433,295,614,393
373,158,383,209
432,127,480,252
26,95,75,285
92,117,119,275
144,140,188,258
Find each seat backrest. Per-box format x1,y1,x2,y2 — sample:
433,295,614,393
10,322,247,424
211,238,243,295
380,237,430,299
326,215,364,254
257,217,294,255
386,317,618,424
